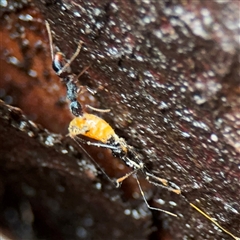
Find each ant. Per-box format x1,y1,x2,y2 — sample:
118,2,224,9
69,113,240,240
45,20,239,240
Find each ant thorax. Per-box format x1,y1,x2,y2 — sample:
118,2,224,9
108,139,144,170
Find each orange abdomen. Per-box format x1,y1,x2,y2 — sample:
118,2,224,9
69,113,116,143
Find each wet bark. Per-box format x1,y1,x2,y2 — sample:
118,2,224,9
0,0,239,239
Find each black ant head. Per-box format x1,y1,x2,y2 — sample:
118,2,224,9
53,52,71,76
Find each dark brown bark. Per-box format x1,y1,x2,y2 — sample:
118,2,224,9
0,0,239,239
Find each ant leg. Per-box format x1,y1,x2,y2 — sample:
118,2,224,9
120,155,144,170
86,105,111,113
70,136,145,186
145,172,181,195
76,66,111,113
115,168,140,188
86,86,97,95
76,137,144,171
71,136,144,172
70,136,122,151
76,65,91,79
135,175,178,217
45,20,54,60
189,203,240,240
85,141,123,150
57,40,83,76
146,172,240,239
69,136,116,185
84,140,143,170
